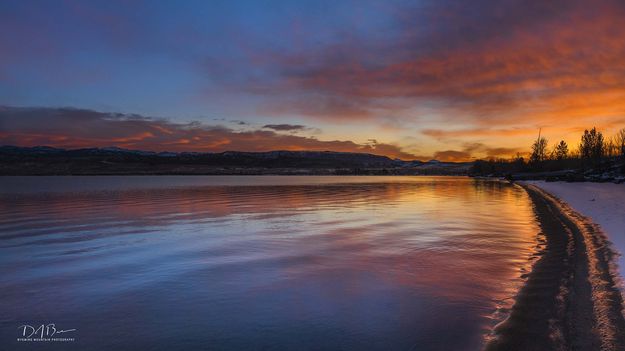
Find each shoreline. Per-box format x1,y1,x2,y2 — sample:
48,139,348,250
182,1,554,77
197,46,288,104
486,183,625,350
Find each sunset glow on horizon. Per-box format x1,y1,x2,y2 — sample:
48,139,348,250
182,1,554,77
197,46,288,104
1,0,625,161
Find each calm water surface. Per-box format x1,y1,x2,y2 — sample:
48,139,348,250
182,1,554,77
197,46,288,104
0,176,539,350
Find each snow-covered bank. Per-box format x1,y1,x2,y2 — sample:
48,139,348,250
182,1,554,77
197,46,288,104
526,181,625,279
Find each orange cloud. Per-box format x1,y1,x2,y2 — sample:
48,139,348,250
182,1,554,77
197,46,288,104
0,106,422,160
250,0,625,139
432,143,523,162
422,128,537,139
433,150,472,162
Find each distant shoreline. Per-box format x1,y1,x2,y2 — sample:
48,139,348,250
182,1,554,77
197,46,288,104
0,172,467,176
486,184,625,350
0,145,470,176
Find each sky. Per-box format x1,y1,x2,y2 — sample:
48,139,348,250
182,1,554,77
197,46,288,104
1,0,624,161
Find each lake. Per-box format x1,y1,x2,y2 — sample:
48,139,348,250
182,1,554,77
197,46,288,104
0,176,539,350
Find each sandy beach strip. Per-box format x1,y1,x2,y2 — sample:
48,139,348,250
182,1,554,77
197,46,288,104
485,183,625,351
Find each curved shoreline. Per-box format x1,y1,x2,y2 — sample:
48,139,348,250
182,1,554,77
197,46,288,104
486,183,625,350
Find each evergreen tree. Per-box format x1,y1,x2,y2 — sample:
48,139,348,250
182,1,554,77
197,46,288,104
579,127,604,167
554,140,568,160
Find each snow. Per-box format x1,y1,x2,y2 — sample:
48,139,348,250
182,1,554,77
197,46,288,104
527,181,625,279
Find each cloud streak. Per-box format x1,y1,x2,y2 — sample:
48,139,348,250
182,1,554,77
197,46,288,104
262,124,307,132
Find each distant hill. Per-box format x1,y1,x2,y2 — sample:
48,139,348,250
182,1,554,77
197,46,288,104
0,145,471,175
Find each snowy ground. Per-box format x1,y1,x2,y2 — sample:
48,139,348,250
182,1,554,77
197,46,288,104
526,181,625,280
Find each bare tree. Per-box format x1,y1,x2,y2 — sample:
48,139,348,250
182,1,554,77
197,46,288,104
605,138,617,158
616,128,625,158
530,129,548,164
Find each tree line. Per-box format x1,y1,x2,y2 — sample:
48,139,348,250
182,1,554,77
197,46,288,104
470,127,625,178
